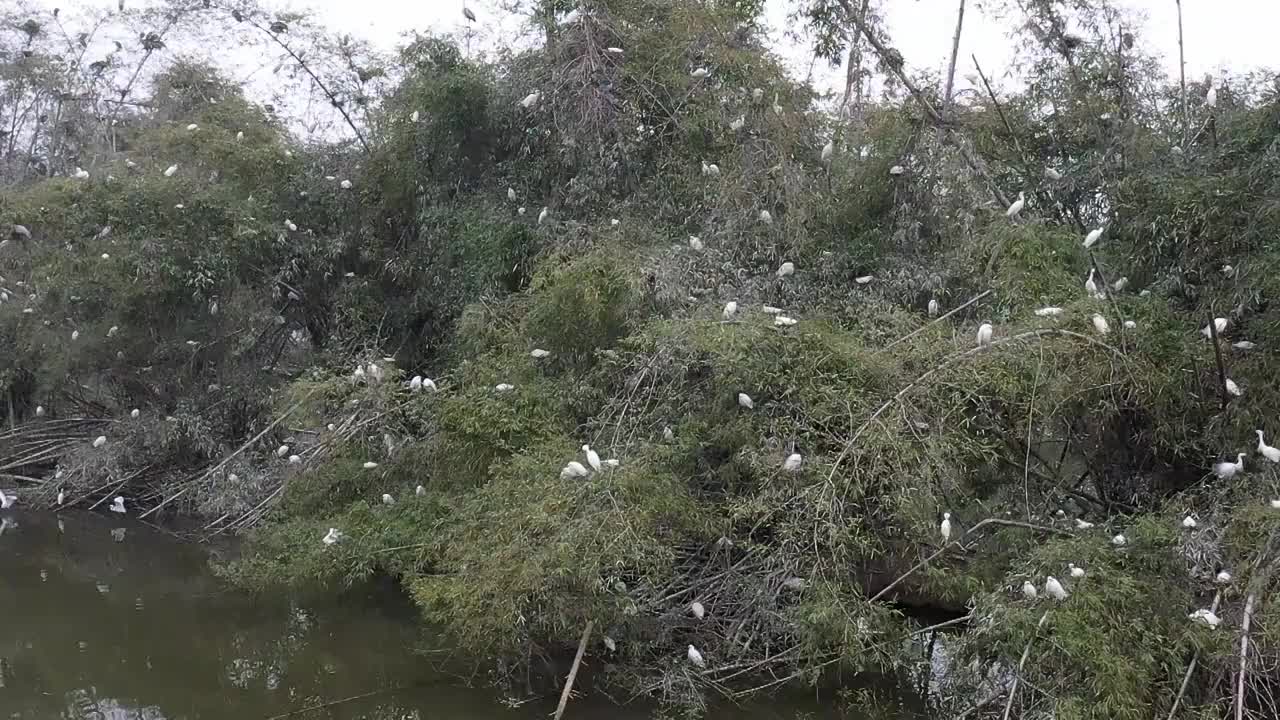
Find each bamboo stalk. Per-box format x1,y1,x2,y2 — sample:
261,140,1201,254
1207,314,1231,409
553,621,595,720
1236,594,1257,720
1002,611,1050,720
1175,0,1188,143
943,0,966,113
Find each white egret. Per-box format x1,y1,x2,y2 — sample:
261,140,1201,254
722,301,738,320
690,68,708,79
1083,227,1104,248
422,378,438,392
1256,431,1280,462
1068,563,1086,578
928,299,939,317
107,325,118,337
1112,534,1126,546
729,115,745,131
285,219,297,232
1206,85,1218,108
774,316,798,327
688,235,704,250
520,92,540,108
1182,515,1197,529
854,275,874,285
1035,307,1063,317
1272,500,1280,509
1216,569,1232,584
71,330,79,341
583,445,602,472
353,366,366,382
1123,320,1136,329
538,207,549,225
759,209,773,225
1091,314,1110,335
1045,576,1068,601
776,261,794,277
737,393,754,409
288,454,301,464
228,474,239,483
340,179,352,189
889,165,904,175
604,458,619,468
783,453,802,472
518,207,526,215
751,88,764,103
1225,378,1242,396
0,490,14,509
663,426,674,442
690,601,706,619
381,493,394,505
56,489,65,506
1084,269,1099,297
687,644,705,667
606,47,623,54
410,376,423,391
1189,608,1221,628
185,123,198,131
701,161,720,177
92,436,107,448
1021,581,1038,600
71,166,91,179
1222,264,1234,277
561,461,589,479
531,349,552,358
35,405,44,417
363,461,379,469
1233,341,1256,350
130,408,139,419
163,164,178,177
110,496,126,513
416,485,426,496
1006,191,1025,218
821,139,834,163
1075,519,1095,530
275,444,290,458
603,636,617,652
1201,318,1228,338
495,383,514,392
976,323,993,347
940,512,952,542
1044,167,1063,181
772,93,783,115
1214,453,1245,479
322,528,343,545
1112,277,1128,292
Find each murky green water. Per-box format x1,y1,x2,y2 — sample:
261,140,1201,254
0,511,857,720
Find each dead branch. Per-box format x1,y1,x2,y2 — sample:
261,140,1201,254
553,621,595,720
943,0,966,113
1206,313,1231,409
1003,611,1050,720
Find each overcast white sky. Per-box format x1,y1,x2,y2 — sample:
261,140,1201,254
290,0,1275,96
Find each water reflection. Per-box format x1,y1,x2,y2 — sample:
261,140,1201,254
0,511,847,720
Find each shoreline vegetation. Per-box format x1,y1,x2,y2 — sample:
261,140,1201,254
3,0,1280,717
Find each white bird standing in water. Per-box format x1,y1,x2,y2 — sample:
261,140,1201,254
110,496,126,514
1256,431,1280,462
687,644,706,667
583,445,602,472
737,393,754,409
1021,580,1038,600
1202,318,1228,338
1045,576,1068,601
1214,453,1245,479
940,512,952,542
1091,314,1110,335
722,301,738,321
1006,191,1025,218
783,453,802,472
1068,563,1086,578
976,323,993,347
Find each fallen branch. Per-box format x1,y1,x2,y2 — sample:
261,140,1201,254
1002,611,1050,720
553,621,595,720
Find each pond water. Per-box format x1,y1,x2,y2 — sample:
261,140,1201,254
0,511,868,720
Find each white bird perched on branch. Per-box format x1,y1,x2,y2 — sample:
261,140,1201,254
582,445,602,472
71,330,79,341
56,489,65,506
130,408,139,419
409,376,423,392
1044,167,1063,181
821,139,834,163
729,115,745,131
1123,320,1136,329
1083,227,1104,248
416,485,426,496
1035,307,1063,317
940,512,952,542
1091,314,1110,335
690,67,709,79
772,93,783,115
73,167,90,179
107,325,119,337
520,92,540,108
284,219,297,232
688,235,704,250
93,436,107,448
737,393,754,409
322,528,343,545
422,378,438,392
1045,576,1068,601
700,161,719,177
560,461,589,479
164,164,178,177
495,383,514,392
1206,85,1218,108
1233,340,1256,350
783,453,802,472
276,444,290,458
1214,453,1245,479
531,349,551,358
774,316,797,327
1201,318,1228,338
35,405,44,417
1182,515,1197,529
776,261,794,277
758,209,773,225
1256,431,1280,462
288,454,301,464
0,490,14,509
1021,580,1038,600
1068,563,1086,578
1084,269,1099,298
889,165,904,175
363,461,379,469
1216,569,1232,584
1112,277,1128,292
340,179,352,189
751,88,764,103
507,187,516,202
976,323,993,347
690,601,706,619
1075,518,1094,530
1272,500,1280,509
1225,378,1242,396
110,496,126,513
722,301,738,321
855,275,874,285
1111,534,1126,546
663,426,674,442
928,299,939,317
1189,608,1221,628
687,644,705,667
381,493,394,505
1006,191,1025,218
537,207,549,225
